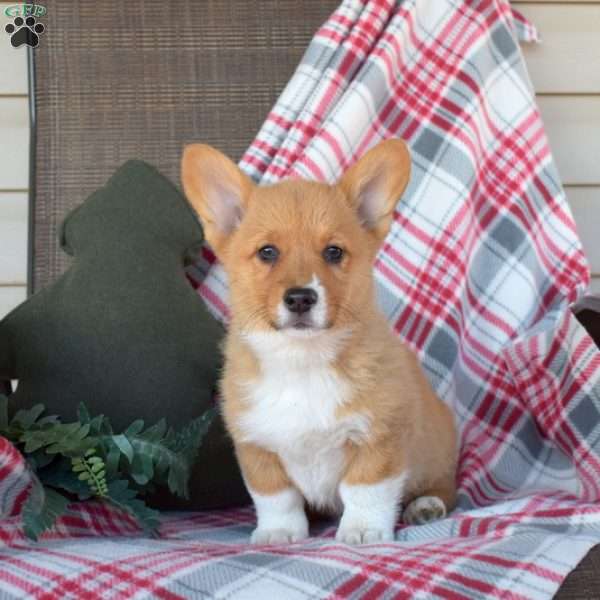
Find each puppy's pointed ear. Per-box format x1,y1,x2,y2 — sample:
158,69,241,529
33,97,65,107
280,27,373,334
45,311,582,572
339,139,411,241
181,144,253,255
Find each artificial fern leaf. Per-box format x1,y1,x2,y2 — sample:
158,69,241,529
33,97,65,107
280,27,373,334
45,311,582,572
124,420,145,436
167,408,216,462
104,442,121,478
22,422,94,456
127,436,186,497
46,424,92,455
81,407,110,437
12,404,45,428
77,403,91,424
167,461,190,499
129,451,153,486
36,415,61,427
41,458,93,499
87,414,106,436
140,418,167,442
102,412,214,499
25,449,54,471
111,434,134,463
159,410,216,498
107,479,160,533
22,481,70,541
7,403,214,540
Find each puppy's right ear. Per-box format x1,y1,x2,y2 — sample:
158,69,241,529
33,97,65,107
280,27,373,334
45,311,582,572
181,144,253,255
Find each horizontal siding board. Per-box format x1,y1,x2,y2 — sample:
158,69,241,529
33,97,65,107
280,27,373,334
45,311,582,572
0,97,28,189
0,285,25,319
0,192,27,284
538,96,600,185
565,186,600,275
519,4,600,93
0,4,28,94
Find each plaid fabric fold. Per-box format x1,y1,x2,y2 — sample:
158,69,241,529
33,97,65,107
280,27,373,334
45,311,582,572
0,493,599,598
3,0,600,597
0,438,31,520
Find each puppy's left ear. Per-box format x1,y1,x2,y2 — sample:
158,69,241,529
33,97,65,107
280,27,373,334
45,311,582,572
340,139,411,241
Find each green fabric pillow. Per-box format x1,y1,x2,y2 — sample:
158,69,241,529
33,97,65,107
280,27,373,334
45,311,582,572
0,160,248,509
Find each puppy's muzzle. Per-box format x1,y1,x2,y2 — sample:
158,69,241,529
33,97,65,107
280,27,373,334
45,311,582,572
283,287,318,314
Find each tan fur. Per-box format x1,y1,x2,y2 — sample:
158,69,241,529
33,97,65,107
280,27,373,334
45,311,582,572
182,140,457,517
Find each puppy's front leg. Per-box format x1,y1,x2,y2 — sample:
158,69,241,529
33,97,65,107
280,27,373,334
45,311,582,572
237,442,308,544
336,445,406,544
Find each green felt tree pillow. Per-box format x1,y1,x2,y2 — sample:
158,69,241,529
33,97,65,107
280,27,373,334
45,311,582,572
0,160,248,509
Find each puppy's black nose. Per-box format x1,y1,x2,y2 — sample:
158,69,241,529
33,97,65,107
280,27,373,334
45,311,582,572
283,287,318,314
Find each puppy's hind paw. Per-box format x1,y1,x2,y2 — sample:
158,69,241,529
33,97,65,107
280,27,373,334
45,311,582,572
403,496,446,525
335,527,394,545
250,527,308,544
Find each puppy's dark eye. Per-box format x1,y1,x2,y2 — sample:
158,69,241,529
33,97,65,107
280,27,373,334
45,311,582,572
258,245,279,263
323,246,344,264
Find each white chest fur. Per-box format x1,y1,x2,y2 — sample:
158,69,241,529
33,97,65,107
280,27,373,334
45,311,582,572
238,330,370,510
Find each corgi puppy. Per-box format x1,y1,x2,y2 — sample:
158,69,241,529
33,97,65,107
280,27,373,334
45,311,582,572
181,140,457,545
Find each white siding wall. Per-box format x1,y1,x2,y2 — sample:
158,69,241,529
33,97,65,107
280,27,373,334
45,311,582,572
516,0,600,293
0,4,28,318
0,2,599,315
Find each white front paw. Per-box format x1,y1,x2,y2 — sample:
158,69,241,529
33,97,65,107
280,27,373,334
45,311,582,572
248,487,309,544
336,477,403,545
335,526,394,545
251,527,308,544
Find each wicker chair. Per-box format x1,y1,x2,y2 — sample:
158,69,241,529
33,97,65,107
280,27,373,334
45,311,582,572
30,1,598,595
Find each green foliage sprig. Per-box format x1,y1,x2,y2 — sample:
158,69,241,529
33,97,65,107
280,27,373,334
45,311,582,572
0,395,215,540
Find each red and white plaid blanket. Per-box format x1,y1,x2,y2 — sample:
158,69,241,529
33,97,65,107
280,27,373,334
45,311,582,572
2,1,600,598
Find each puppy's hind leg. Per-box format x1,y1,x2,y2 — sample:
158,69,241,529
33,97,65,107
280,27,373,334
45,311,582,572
402,480,456,526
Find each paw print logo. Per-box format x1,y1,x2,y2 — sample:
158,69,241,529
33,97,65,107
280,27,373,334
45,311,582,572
5,16,45,48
